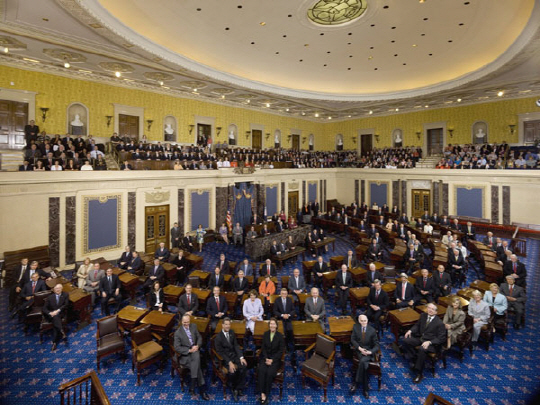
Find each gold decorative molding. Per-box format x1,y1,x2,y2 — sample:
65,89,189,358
145,190,170,203
265,183,278,189
289,182,299,190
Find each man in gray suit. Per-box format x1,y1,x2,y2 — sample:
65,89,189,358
288,268,306,302
83,263,105,304
500,275,526,330
236,258,253,276
174,315,209,400
304,287,326,328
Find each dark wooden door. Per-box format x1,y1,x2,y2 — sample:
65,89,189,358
145,205,170,254
524,120,540,144
427,128,443,155
252,129,262,149
119,114,139,141
197,124,211,146
411,189,431,218
288,191,299,220
360,134,372,156
0,100,28,150
292,135,300,150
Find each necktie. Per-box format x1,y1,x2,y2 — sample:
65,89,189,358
314,298,317,306
216,297,220,311
187,295,191,306
94,270,97,278
185,327,193,345
216,275,219,284
343,273,347,284
509,285,513,295
270,332,274,342
296,277,299,288
348,257,351,267
362,327,366,343
402,284,406,300
56,294,59,305
423,278,427,288
267,265,270,275
513,263,517,273
108,276,111,284
282,298,286,308
225,332,229,342
411,250,414,258
426,316,432,326
376,290,379,299
32,281,36,293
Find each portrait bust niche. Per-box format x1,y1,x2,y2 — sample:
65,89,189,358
472,121,488,144
394,129,403,147
70,113,85,135
71,114,83,127
164,124,174,135
475,128,486,138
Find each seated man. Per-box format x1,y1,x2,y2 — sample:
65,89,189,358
14,271,47,318
500,274,526,330
345,249,359,269
395,273,415,309
83,263,105,304
368,238,383,263
143,259,165,292
246,226,258,239
415,268,435,304
365,279,389,331
232,223,244,246
174,315,209,400
178,284,199,317
312,256,327,288
260,224,271,237
214,317,248,401
503,254,527,288
349,314,379,399
216,253,231,275
233,270,249,297
126,251,142,273
447,248,466,287
483,231,495,250
403,243,419,274
399,303,446,383
365,263,384,287
288,267,306,302
270,240,282,256
118,246,132,270
99,267,121,316
154,242,170,262
260,259,277,277
43,283,69,351
236,258,253,276
183,233,195,253
335,264,353,315
208,266,225,290
207,286,228,332
432,264,452,299
304,287,326,328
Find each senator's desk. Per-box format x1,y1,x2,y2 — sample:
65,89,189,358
272,246,306,269
311,217,345,234
291,320,324,348
190,316,210,341
310,237,336,253
117,305,150,331
349,287,370,312
245,225,312,261
483,260,503,283
192,288,211,307
388,307,421,343
140,310,176,339
322,271,337,297
163,285,184,306
328,316,355,359
415,304,447,319
68,288,92,328
438,295,469,312
297,293,310,315
110,267,141,303
214,319,246,345
349,267,367,284
186,253,203,270
253,320,285,346
189,270,210,288
456,288,481,301
469,280,491,293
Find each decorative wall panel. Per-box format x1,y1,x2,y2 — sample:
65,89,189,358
503,186,511,225
178,189,184,234
369,182,388,206
65,196,76,265
455,186,485,218
190,190,210,230
128,192,136,249
265,185,278,216
491,186,499,224
308,181,318,203
83,194,122,254
49,197,60,267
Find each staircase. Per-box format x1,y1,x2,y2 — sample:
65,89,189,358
0,150,23,171
104,153,119,170
417,154,441,169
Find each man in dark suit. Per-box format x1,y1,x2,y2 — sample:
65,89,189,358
500,275,526,329
24,120,39,146
270,240,282,256
399,213,409,224
154,242,170,261
171,222,181,249
99,267,121,316
396,273,415,309
260,259,277,277
503,254,527,288
349,314,379,398
312,256,327,288
345,249,358,269
216,253,231,275
440,215,450,226
43,283,69,351
430,213,440,224
450,218,461,232
400,303,446,383
365,280,389,331
415,268,435,303
14,272,47,317
447,248,466,286
214,318,247,401
432,265,452,299
208,267,225,290
464,221,476,241
496,240,512,266
126,251,142,273
233,270,249,297
19,160,34,171
143,259,165,291
178,284,199,316
174,315,209,399
8,257,30,312
118,246,132,270
273,288,296,354
183,234,195,252
421,211,430,222
367,239,383,263
483,231,495,250
288,268,307,302
364,263,384,287
367,224,377,239
250,213,262,225
403,243,419,274
335,264,353,314
207,286,228,332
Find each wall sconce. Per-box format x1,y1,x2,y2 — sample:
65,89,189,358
302,136,307,144
40,107,49,122
106,115,113,128
416,131,422,139
287,135,292,141
509,124,516,135
188,124,195,134
146,120,153,131
447,128,454,138
246,130,251,139
374,134,379,143
265,133,270,140
216,127,222,136
352,137,357,144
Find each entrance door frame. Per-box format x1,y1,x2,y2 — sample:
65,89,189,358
288,191,299,220
114,104,144,138
357,128,375,155
194,115,215,145
144,204,170,255
411,189,431,218
0,88,36,121
518,111,540,145
423,121,447,156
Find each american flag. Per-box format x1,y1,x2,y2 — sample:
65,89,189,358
226,210,232,231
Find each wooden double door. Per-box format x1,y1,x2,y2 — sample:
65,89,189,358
411,189,431,218
119,114,139,141
145,205,170,254
0,100,28,150
288,191,299,219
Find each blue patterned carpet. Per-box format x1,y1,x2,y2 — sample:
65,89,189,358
0,235,539,404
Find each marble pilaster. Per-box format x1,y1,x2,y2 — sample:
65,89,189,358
392,181,399,208
502,186,510,225
433,182,440,214
177,189,184,234
361,180,365,204
401,180,407,213
302,180,306,206
355,180,359,204
215,187,228,226
491,186,499,224
65,196,76,265
281,182,285,212
49,197,60,268
442,183,449,215
128,192,136,249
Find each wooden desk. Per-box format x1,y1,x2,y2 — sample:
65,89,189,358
215,319,247,344
186,254,203,270
68,288,92,328
189,270,210,287
322,271,337,297
469,280,491,293
253,320,285,346
415,304,446,319
117,305,150,331
483,261,502,283
193,288,211,306
382,283,396,300
349,287,370,312
272,246,306,269
438,295,469,312
163,285,184,306
190,316,210,341
118,272,140,302
46,276,70,289
311,237,336,252
292,320,323,347
328,316,355,358
349,267,367,284
297,293,310,315
388,308,420,343
457,288,481,301
140,310,176,338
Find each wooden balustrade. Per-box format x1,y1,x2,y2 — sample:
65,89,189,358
59,371,111,405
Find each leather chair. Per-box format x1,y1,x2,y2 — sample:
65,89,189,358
383,265,397,283
352,349,383,391
424,345,446,376
301,333,336,402
188,276,200,289
96,315,126,371
479,307,496,351
24,290,51,334
447,314,474,362
131,324,164,385
169,332,190,391
493,311,508,341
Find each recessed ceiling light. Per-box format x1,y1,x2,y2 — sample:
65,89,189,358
423,17,428,21
283,35,287,38
412,44,417,47
286,108,289,112
64,62,70,68
383,5,389,9
299,59,303,62
193,88,197,92
327,51,331,54
320,33,324,36
368,56,373,60
275,52,279,54
288,14,292,17
395,108,399,112
23,58,40,63
348,115,352,118
159,81,164,86
302,112,306,116
247,99,250,103
369,110,373,114
323,64,327,67
424,105,429,108
391,27,396,29
497,91,504,97
448,40,453,43
374,68,378,70
266,103,270,107
115,71,121,77
315,113,319,117
196,8,201,11
457,98,462,102
3,47,8,53
251,42,255,44
328,116,332,120
221,95,225,99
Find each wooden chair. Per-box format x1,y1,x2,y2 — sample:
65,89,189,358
169,332,190,391
424,345,446,376
96,315,126,371
478,307,496,350
446,315,474,362
210,335,238,398
24,290,51,334
352,349,383,391
131,324,164,385
301,333,336,402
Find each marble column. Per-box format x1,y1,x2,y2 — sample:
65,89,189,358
355,180,359,203
392,180,399,208
491,186,499,224
215,187,228,227
281,182,285,212
433,182,440,214
127,192,136,249
178,189,184,234
502,186,510,225
228,185,235,223
361,180,365,204
442,183,449,215
49,197,60,268
65,196,76,265
258,184,266,217
401,180,408,213
323,180,327,211
302,181,306,206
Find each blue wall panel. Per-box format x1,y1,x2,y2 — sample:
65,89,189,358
456,188,483,218
191,191,210,230
308,183,318,203
370,183,388,206
86,196,120,252
265,187,278,216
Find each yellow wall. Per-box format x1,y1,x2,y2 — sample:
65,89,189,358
1,65,538,150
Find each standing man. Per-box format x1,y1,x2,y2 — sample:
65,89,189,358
24,120,39,146
305,287,326,328
171,222,181,249
99,267,120,316
312,256,327,289
84,263,105,304
349,315,379,398
43,283,69,351
335,264,353,315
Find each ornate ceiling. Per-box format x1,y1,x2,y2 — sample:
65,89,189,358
0,0,540,121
